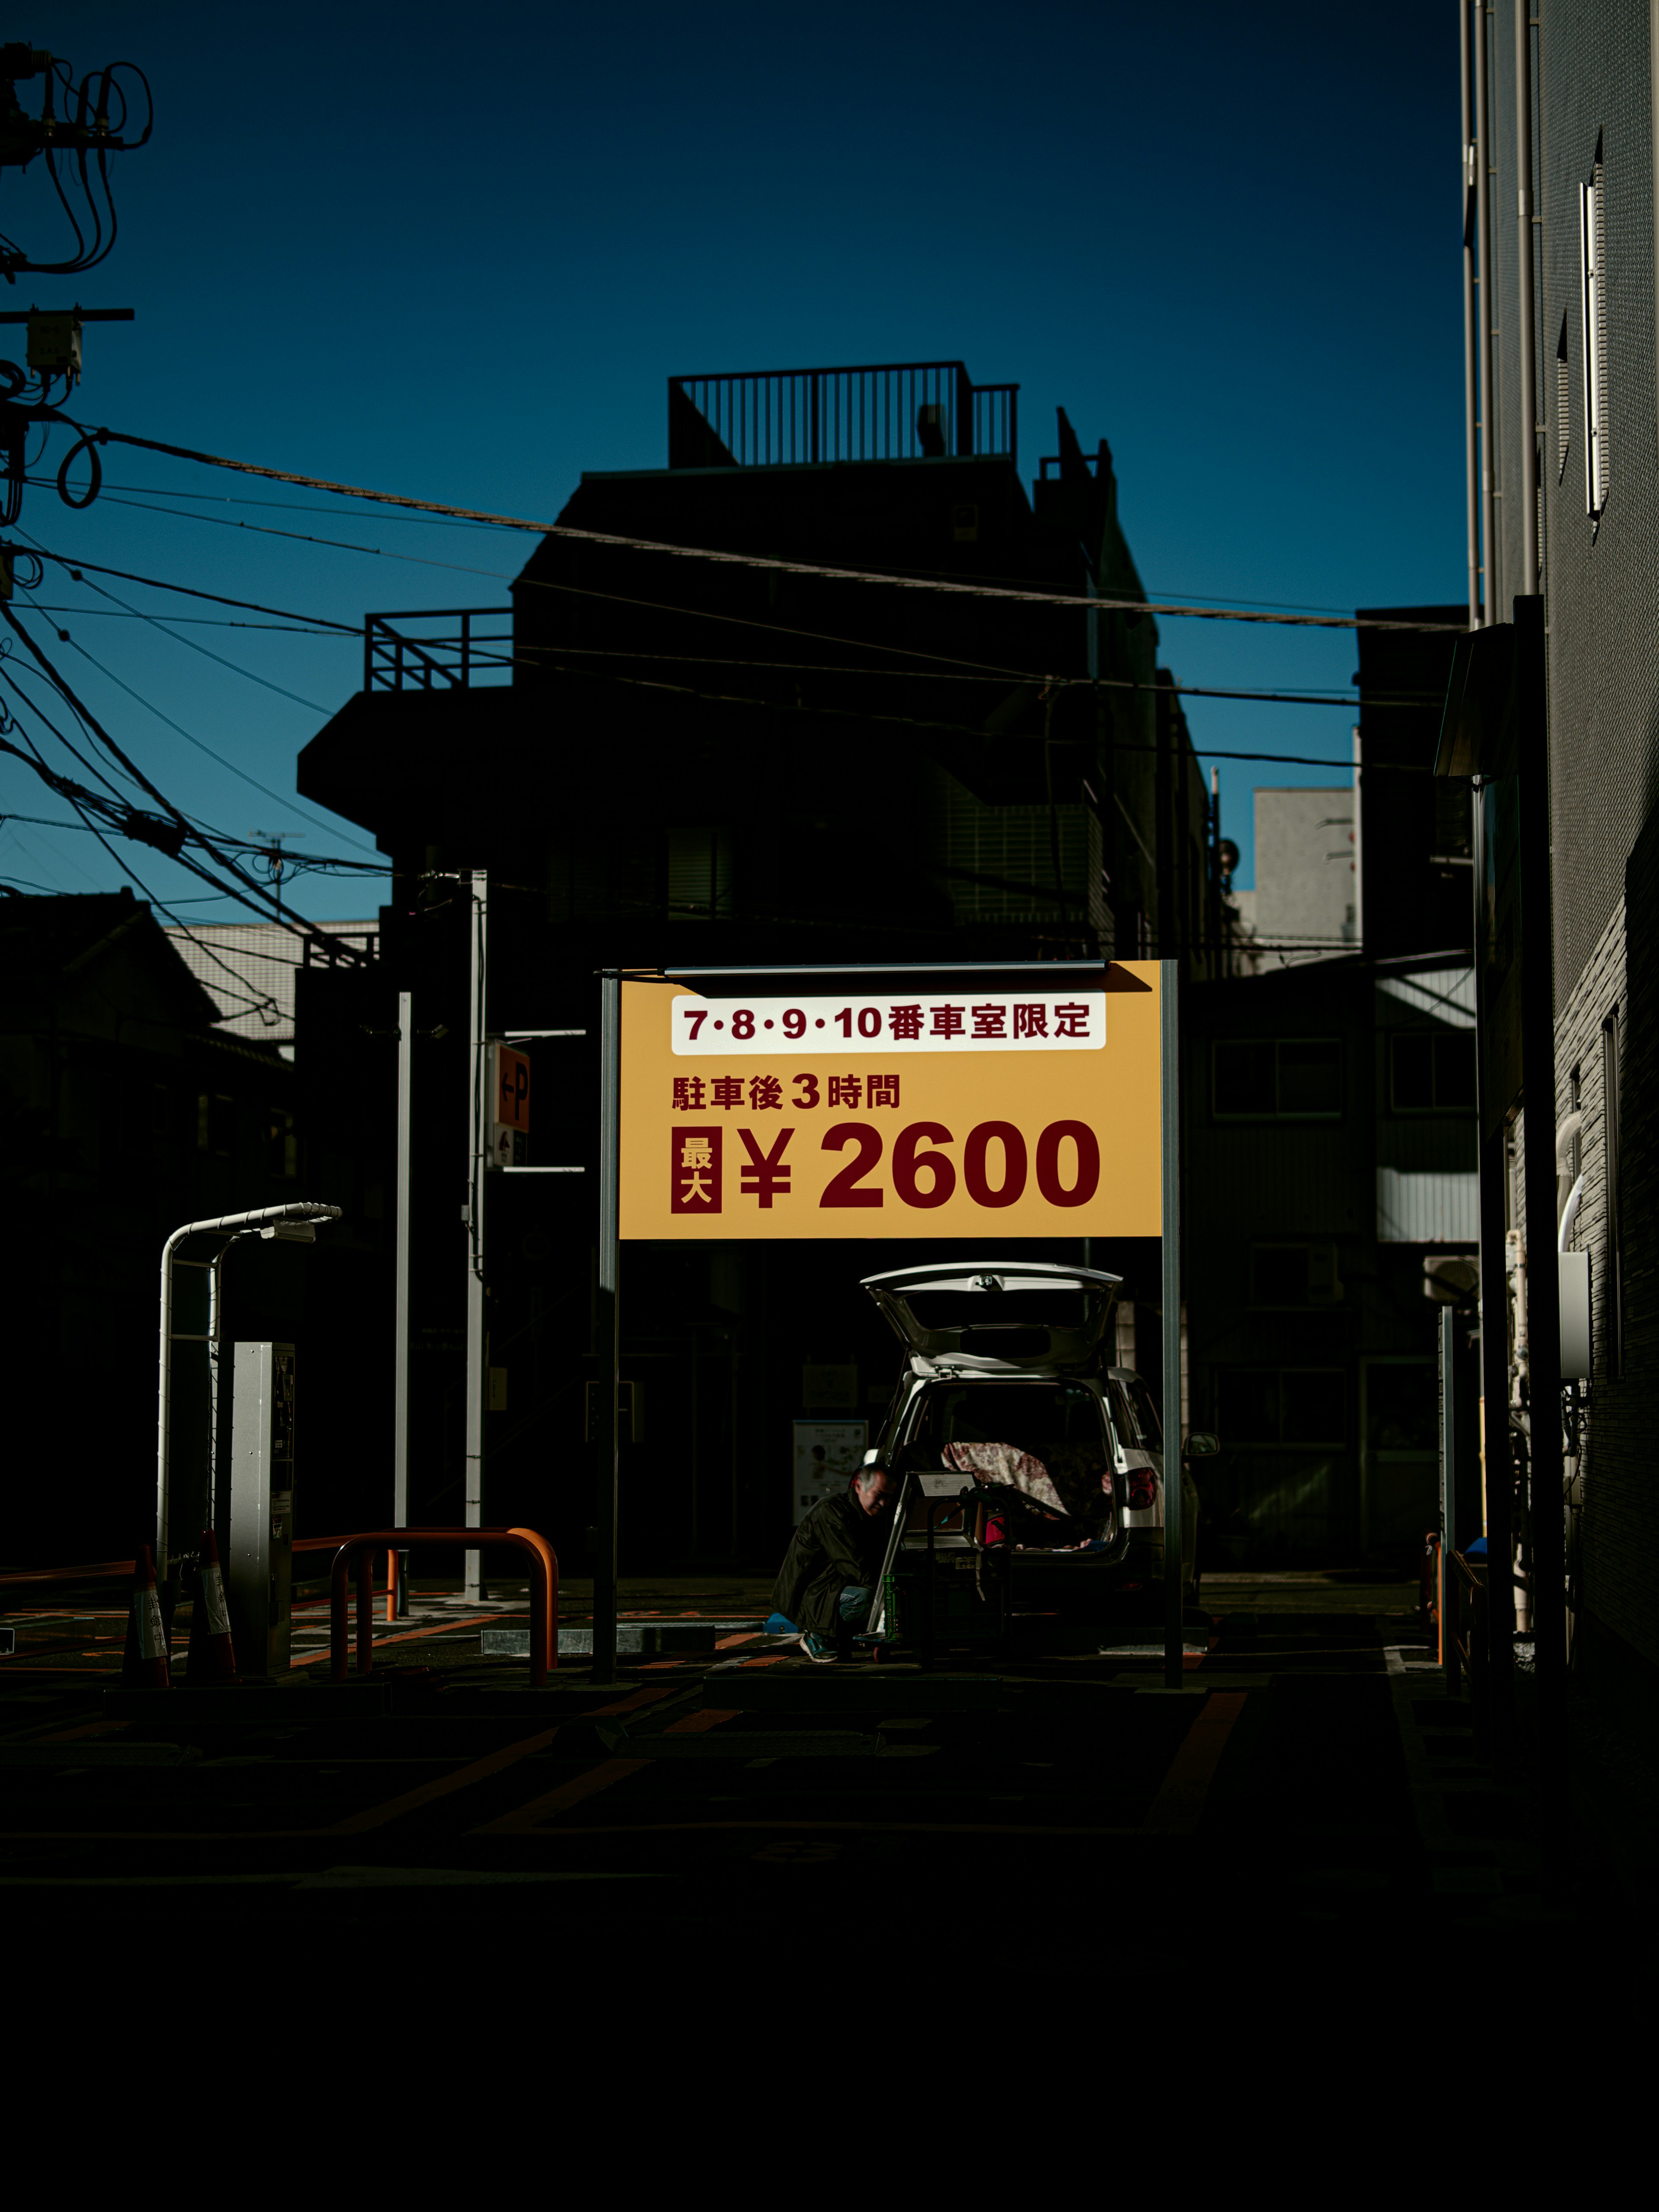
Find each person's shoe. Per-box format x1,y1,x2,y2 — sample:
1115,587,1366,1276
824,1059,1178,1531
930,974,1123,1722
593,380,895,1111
799,1631,836,1664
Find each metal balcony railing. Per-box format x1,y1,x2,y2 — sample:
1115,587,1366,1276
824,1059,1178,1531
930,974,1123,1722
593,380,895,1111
669,361,1018,471
364,608,514,693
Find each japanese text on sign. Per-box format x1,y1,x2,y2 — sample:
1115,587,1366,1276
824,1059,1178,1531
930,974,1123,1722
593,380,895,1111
670,992,1104,1055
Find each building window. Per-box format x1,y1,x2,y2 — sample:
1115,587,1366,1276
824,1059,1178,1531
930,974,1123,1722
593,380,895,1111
1219,1367,1345,1446
197,1093,233,1158
1581,130,1610,522
1250,1243,1343,1306
667,826,734,920
1212,1037,1342,1119
1603,1006,1623,1376
267,1108,297,1180
1389,1029,1477,1112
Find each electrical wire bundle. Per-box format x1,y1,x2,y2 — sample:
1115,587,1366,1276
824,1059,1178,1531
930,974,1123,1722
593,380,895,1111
0,45,153,279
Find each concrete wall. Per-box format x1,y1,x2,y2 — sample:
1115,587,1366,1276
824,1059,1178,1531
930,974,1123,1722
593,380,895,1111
1252,788,1357,961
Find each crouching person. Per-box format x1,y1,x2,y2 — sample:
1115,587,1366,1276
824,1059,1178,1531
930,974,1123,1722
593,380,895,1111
767,1459,897,1664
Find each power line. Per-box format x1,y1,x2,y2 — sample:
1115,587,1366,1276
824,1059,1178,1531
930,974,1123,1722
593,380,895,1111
18,535,334,713
24,470,1374,615
22,540,359,631
0,807,388,871
11,586,378,851
55,416,1468,633
0,606,317,938
19,607,349,635
25,498,1441,713
520,643,1430,712
530,658,1424,772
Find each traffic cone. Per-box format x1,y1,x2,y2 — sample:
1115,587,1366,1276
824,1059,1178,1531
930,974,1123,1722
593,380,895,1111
185,1530,238,1684
121,1546,171,1689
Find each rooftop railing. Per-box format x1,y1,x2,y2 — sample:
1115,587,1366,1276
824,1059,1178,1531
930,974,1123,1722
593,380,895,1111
669,361,1017,471
364,607,514,693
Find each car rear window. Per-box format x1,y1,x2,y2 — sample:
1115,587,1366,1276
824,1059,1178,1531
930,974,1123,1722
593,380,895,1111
898,1290,1093,1331
911,1381,1109,1453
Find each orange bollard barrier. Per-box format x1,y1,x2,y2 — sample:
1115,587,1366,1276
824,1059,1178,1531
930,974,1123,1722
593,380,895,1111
122,1545,171,1689
185,1530,238,1684
329,1526,557,1685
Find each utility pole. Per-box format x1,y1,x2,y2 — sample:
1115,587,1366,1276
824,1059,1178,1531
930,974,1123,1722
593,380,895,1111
464,871,488,1603
394,986,413,1614
594,969,622,1684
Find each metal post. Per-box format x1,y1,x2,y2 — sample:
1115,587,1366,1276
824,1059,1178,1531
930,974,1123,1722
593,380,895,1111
1353,728,1364,951
1460,0,1481,627
594,970,622,1683
1475,0,1498,622
157,1230,179,1580
1161,957,1183,1689
207,1243,229,1542
1513,0,1539,586
464,874,488,1603
1440,1306,1460,1694
394,987,413,1614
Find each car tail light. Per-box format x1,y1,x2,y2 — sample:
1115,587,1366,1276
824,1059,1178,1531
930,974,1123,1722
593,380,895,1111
1126,1468,1157,1512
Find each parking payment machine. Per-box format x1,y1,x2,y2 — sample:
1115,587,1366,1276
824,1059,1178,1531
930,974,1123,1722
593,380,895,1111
226,1341,297,1679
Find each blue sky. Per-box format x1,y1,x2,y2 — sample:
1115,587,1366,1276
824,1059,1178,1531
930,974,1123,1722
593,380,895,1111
0,0,1467,918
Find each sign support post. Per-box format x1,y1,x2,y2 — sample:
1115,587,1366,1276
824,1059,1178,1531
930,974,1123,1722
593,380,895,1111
1160,957,1183,1688
594,969,622,1685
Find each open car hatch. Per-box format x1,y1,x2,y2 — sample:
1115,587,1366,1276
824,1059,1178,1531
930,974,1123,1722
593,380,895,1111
861,1260,1122,1370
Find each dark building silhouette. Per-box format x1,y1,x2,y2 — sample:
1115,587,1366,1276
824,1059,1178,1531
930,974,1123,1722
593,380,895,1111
296,359,1229,1570
0,888,315,1564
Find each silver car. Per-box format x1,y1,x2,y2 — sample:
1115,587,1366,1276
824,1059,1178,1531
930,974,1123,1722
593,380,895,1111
859,1260,1207,1629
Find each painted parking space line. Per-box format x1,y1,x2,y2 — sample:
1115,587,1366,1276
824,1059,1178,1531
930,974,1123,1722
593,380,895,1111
469,1757,651,1835
462,1690,717,1834
592,1686,680,1717
1141,1692,1248,1834
332,1727,560,1834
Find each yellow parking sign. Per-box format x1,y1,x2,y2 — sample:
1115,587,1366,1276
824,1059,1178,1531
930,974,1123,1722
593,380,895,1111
619,963,1162,1240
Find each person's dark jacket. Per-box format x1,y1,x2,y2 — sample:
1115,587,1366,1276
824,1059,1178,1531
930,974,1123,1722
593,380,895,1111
771,1486,892,1636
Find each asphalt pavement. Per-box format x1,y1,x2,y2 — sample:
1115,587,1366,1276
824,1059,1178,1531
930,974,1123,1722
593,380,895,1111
0,1569,1626,1962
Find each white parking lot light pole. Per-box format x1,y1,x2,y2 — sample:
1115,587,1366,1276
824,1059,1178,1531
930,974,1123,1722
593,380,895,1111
156,1201,342,1584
